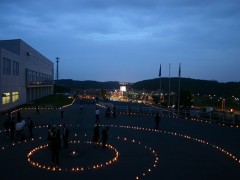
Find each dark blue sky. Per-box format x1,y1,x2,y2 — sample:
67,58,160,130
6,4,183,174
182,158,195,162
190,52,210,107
0,0,240,82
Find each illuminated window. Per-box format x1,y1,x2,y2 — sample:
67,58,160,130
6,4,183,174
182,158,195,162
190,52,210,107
2,92,10,104
12,92,19,102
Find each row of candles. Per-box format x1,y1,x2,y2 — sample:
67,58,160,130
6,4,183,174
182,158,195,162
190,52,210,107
97,103,240,129
100,124,240,166
0,124,159,179
116,136,159,180
27,140,120,172
10,99,76,114
1,122,239,179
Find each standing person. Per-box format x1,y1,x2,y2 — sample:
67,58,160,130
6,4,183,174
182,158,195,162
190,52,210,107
15,120,23,141
102,127,109,148
60,110,64,121
36,105,40,114
3,117,10,136
112,106,117,119
17,111,21,122
50,129,60,167
128,105,131,116
27,117,34,138
105,107,110,118
92,125,100,147
155,112,161,130
62,124,69,148
80,104,83,111
95,108,100,122
56,129,62,150
9,118,15,140
47,125,53,147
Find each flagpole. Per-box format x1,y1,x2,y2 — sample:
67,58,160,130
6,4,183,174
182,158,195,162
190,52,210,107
178,63,181,117
159,64,161,112
168,63,171,115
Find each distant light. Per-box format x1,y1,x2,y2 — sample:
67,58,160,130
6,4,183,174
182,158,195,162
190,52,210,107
120,86,126,92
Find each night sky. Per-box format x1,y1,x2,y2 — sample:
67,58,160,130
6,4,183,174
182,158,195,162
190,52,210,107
0,0,240,83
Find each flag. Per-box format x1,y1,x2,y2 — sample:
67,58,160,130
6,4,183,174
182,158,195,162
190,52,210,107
178,63,181,77
159,64,161,77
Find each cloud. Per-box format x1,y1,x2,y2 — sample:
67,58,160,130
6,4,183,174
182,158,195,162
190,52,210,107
0,0,240,82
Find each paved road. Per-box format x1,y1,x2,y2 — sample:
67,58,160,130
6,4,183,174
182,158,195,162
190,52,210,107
0,100,239,180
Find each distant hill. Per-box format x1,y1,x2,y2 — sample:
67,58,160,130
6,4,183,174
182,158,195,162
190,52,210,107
55,78,240,97
55,79,119,90
132,78,240,97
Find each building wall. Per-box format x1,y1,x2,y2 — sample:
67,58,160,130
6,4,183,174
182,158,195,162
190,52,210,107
0,48,24,111
0,39,54,112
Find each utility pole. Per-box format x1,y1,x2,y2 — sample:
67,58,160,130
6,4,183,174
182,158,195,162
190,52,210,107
56,57,59,81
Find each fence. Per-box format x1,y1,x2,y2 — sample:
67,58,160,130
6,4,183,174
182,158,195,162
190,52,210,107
97,102,240,125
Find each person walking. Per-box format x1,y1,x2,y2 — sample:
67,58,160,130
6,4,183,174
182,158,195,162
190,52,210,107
9,118,15,140
95,108,100,122
102,127,109,148
105,107,110,118
3,117,10,136
60,110,64,121
27,117,34,138
155,112,161,130
50,129,60,167
56,129,62,150
36,105,40,114
93,125,100,147
62,124,69,148
112,106,117,119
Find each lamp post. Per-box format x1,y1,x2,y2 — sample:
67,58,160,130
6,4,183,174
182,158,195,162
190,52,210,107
222,99,225,111
56,57,59,81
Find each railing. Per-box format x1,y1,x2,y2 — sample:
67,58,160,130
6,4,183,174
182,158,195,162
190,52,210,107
97,102,240,125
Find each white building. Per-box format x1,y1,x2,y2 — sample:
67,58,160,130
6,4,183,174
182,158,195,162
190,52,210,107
0,39,54,112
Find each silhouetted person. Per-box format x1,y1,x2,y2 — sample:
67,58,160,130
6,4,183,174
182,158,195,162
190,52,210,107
60,110,64,121
17,111,21,122
105,107,110,118
62,124,69,148
36,105,39,114
128,105,131,116
155,112,161,130
27,117,34,138
139,107,142,115
102,127,109,148
93,125,100,147
113,106,117,119
47,125,53,147
50,129,60,166
96,108,100,122
3,117,10,136
56,129,62,150
9,118,15,140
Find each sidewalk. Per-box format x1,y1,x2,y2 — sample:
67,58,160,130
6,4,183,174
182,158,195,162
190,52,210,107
0,100,239,180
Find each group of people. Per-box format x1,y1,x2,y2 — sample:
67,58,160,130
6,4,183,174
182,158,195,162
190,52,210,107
47,124,69,166
95,106,117,122
3,111,34,141
105,106,117,119
93,125,109,148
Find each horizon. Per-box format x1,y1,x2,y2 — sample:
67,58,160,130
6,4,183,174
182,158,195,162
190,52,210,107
57,76,240,84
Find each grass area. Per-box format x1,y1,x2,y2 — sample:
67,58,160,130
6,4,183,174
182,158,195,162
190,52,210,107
34,94,73,108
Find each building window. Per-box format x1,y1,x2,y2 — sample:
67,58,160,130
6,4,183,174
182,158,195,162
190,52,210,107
12,92,19,102
27,70,32,83
2,92,11,104
13,61,19,76
3,58,11,75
